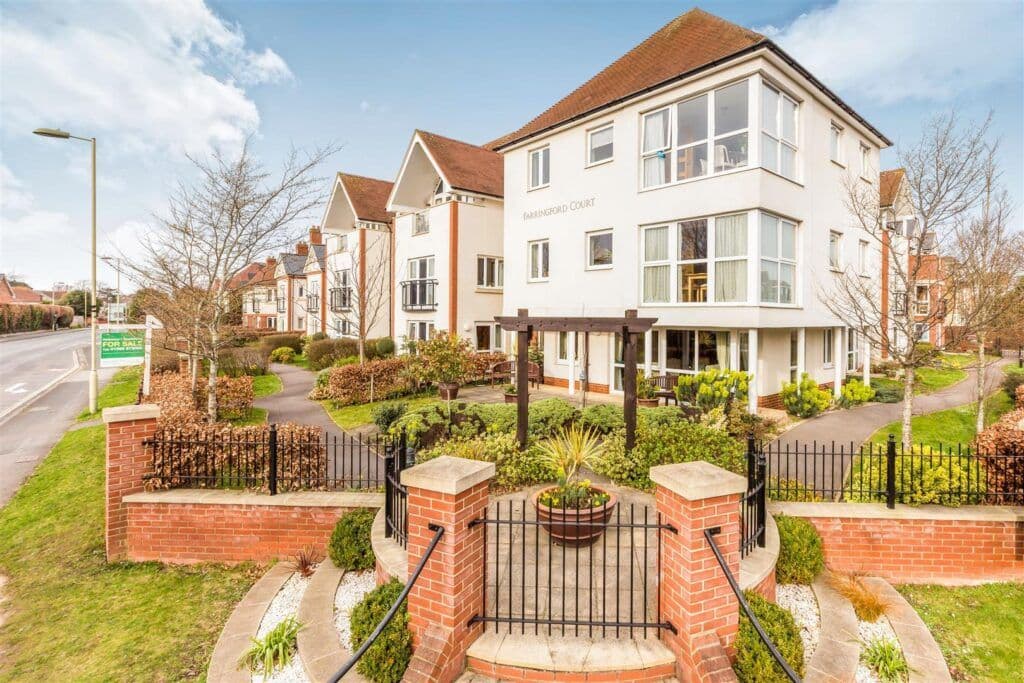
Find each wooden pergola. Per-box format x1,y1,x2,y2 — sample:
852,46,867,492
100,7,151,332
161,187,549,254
495,308,657,452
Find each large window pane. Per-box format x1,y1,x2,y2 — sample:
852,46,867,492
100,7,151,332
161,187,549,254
676,143,708,180
698,331,730,369
643,153,671,187
678,219,707,260
643,265,670,303
644,226,668,261
643,109,670,153
781,97,797,143
715,260,746,302
589,127,613,163
761,132,778,172
678,263,708,302
715,214,747,257
760,259,779,302
676,95,707,145
714,132,747,171
760,214,779,258
780,221,796,259
762,85,779,133
588,231,613,266
666,330,695,372
715,82,748,134
779,263,795,303
780,144,796,178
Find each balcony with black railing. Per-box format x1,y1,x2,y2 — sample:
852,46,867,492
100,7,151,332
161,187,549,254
401,279,438,311
276,298,286,313
329,286,353,312
306,294,319,313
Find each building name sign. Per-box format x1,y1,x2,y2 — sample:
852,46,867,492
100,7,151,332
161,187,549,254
523,197,596,221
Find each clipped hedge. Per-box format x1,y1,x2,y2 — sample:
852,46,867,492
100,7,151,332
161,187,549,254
0,302,74,333
328,508,376,570
324,357,412,406
975,407,1024,504
733,590,805,682
349,579,412,683
774,515,824,584
259,333,303,354
306,338,359,370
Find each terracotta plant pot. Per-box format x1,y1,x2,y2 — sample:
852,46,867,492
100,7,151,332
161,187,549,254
438,382,459,400
503,393,517,404
532,487,618,547
637,397,659,408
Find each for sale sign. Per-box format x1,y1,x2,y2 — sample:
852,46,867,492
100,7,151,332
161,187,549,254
100,329,145,368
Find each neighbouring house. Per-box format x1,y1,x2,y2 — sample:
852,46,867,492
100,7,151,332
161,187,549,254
319,173,394,340
387,130,505,352
489,7,889,408
240,257,279,330
0,275,45,304
274,242,311,333
302,227,329,336
879,167,954,351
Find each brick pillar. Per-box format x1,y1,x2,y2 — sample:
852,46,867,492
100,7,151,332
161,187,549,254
104,404,161,560
401,455,494,683
651,461,747,683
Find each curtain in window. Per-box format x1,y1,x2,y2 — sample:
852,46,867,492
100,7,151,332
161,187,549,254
644,226,668,261
715,214,747,302
716,261,746,302
716,332,731,370
643,266,670,303
643,110,669,152
643,154,669,187
716,214,747,257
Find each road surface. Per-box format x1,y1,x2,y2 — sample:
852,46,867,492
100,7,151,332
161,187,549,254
0,329,116,506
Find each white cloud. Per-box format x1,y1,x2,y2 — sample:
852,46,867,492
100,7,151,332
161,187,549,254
760,0,1022,105
0,164,35,213
0,0,292,157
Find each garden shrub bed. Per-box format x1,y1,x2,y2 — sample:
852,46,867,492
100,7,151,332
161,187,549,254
774,516,824,585
329,508,376,570
733,590,805,682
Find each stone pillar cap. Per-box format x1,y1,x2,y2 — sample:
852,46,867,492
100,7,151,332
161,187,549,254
650,461,746,500
103,404,161,424
401,455,494,495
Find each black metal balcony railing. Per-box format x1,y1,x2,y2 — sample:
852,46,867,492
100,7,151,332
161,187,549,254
401,279,438,311
276,299,286,313
329,287,353,312
306,294,319,313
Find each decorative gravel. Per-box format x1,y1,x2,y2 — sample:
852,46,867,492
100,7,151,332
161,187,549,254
334,570,376,651
855,616,901,683
252,570,315,683
776,584,820,663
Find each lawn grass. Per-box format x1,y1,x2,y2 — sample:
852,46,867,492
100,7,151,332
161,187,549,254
1004,363,1023,377
914,365,967,393
252,372,282,398
76,364,143,421
0,365,259,681
321,393,438,430
291,353,310,370
229,406,268,426
867,390,1014,449
939,352,999,370
897,583,1024,682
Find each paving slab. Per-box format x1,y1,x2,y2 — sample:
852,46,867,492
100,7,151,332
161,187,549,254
806,574,860,683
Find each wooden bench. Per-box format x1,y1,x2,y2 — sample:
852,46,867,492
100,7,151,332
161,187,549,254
486,360,540,389
649,375,678,405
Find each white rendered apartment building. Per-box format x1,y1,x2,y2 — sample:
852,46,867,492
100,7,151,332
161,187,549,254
319,173,395,340
492,8,888,409
387,130,505,351
274,243,311,333
302,229,328,336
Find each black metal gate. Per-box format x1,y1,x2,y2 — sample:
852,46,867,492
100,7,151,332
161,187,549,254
470,499,676,638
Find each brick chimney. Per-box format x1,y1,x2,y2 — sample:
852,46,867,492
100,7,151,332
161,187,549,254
265,256,277,267
295,241,309,256
309,226,323,245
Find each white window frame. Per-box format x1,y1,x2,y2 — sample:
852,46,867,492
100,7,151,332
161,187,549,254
413,211,430,235
789,329,799,382
407,255,435,281
829,122,844,165
915,285,930,315
829,231,843,270
528,239,550,282
407,321,435,342
476,255,503,289
586,229,614,270
858,239,869,276
639,79,751,190
823,328,834,368
528,146,550,190
556,331,580,364
859,143,872,180
759,213,798,305
474,322,502,352
761,82,799,181
846,328,859,371
586,123,614,167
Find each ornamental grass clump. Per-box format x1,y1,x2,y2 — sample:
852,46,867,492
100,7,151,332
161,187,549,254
238,616,302,675
535,425,608,509
828,572,892,622
861,637,909,682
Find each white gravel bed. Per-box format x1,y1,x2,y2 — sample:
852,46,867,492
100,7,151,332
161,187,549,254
855,616,901,683
776,584,820,663
334,570,377,651
252,570,315,683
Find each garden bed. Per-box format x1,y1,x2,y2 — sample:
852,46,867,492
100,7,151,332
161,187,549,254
253,571,314,683
333,571,375,653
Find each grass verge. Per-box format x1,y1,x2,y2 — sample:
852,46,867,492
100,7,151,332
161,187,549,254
897,583,1024,682
867,390,1014,449
76,365,142,421
0,365,259,681
321,393,437,430
229,406,268,426
252,372,282,398
914,365,967,394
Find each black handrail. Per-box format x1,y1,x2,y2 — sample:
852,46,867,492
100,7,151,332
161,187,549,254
328,522,445,683
704,527,801,683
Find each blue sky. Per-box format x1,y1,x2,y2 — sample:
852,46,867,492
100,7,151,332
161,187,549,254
2,0,1021,289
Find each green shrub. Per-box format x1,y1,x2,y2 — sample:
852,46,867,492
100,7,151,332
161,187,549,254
238,616,302,675
675,369,751,412
1002,370,1024,399
840,379,876,407
527,398,579,438
781,373,832,418
417,432,557,489
372,401,408,431
349,579,412,683
260,333,303,354
316,367,332,388
335,355,359,367
306,338,359,370
639,405,684,428
872,380,904,403
219,346,268,376
579,404,625,434
375,337,396,358
594,419,745,490
328,508,375,570
775,515,824,584
269,346,296,363
733,590,805,682
461,403,517,436
846,447,985,506
769,478,823,502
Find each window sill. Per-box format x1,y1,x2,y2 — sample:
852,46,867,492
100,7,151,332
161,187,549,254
638,164,755,193
527,278,550,284
585,157,614,170
475,287,503,294
585,264,613,271
527,183,550,193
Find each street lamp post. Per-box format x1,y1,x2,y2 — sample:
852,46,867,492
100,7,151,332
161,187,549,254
34,127,99,414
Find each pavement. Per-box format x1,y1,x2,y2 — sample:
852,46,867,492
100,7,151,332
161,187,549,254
0,328,116,506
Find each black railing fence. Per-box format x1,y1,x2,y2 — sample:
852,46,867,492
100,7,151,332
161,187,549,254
384,431,413,549
740,437,767,558
469,500,677,639
145,424,399,493
755,436,1024,507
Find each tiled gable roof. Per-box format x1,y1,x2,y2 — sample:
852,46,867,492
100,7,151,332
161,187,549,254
279,253,307,276
227,262,264,291
879,168,905,208
338,173,393,224
418,130,503,198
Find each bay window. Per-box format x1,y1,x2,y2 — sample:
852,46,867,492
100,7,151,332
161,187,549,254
761,83,798,180
640,79,749,189
714,213,747,302
408,321,435,342
760,213,797,304
664,329,730,379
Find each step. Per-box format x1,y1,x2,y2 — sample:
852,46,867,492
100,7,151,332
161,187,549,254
806,574,860,683
862,578,951,683
297,562,368,682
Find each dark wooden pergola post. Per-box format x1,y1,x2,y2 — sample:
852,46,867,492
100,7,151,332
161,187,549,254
515,308,531,449
622,310,638,452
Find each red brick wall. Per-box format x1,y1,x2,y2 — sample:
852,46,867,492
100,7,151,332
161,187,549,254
801,514,1023,583
543,376,611,394
124,500,365,564
106,412,158,560
758,382,833,409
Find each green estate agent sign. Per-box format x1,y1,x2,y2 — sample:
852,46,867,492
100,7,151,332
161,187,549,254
100,329,146,368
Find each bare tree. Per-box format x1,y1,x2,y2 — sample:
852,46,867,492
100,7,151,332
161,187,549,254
123,137,337,421
331,227,391,362
947,153,1024,432
820,112,992,448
